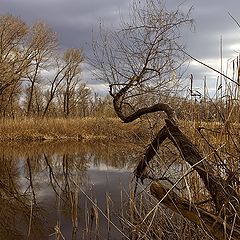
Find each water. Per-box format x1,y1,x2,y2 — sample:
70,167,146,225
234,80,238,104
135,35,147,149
0,141,139,240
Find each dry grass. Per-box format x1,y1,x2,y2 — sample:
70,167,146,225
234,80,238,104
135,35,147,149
0,117,149,142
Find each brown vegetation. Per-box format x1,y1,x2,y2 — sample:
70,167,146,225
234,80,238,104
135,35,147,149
0,117,148,142
0,14,92,119
93,0,240,239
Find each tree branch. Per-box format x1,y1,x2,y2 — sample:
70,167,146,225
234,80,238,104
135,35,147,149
150,181,240,240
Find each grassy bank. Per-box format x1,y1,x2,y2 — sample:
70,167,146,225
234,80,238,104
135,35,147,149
0,117,149,142
1,116,239,143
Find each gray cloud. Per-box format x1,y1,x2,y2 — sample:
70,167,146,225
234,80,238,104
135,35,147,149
176,0,240,94
1,0,240,95
186,1,240,58
0,0,130,49
1,0,240,57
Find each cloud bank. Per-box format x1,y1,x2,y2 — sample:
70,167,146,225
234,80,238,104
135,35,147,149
1,0,240,95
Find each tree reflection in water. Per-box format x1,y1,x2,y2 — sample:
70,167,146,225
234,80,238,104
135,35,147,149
0,142,139,239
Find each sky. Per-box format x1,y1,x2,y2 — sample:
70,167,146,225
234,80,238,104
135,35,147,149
1,0,240,96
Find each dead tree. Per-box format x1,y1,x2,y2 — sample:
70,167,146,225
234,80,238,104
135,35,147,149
93,0,240,238
110,76,240,240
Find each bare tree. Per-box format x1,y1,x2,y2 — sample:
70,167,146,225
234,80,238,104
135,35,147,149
42,56,70,117
42,48,84,117
0,15,34,117
0,15,88,118
0,16,58,117
92,0,191,109
67,83,92,117
0,15,28,94
61,48,84,117
93,0,240,239
25,22,58,116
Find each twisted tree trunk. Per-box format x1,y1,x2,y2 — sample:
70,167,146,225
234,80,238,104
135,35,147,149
110,77,240,239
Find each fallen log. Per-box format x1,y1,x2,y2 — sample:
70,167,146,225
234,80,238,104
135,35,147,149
150,181,240,240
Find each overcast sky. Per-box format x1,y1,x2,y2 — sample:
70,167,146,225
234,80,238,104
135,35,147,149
1,0,240,96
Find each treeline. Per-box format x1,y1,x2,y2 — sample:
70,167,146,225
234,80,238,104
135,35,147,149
1,14,239,123
0,14,113,119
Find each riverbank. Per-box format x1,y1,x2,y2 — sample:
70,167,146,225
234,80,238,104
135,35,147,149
0,117,149,142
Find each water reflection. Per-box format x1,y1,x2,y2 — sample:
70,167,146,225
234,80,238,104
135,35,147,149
0,142,139,239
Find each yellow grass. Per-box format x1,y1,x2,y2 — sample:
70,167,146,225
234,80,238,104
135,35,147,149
0,117,149,142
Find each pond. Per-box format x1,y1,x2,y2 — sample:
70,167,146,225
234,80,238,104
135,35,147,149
0,141,140,240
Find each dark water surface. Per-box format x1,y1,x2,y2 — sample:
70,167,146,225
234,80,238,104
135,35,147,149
0,141,139,240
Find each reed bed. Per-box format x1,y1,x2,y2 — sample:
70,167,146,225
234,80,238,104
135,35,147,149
0,117,148,142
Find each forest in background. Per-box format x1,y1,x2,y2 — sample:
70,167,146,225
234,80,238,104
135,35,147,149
0,14,112,119
1,14,239,123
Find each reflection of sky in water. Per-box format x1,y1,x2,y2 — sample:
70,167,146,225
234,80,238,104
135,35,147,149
2,142,136,239
37,169,132,239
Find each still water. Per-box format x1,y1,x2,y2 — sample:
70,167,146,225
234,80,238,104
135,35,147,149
0,141,139,240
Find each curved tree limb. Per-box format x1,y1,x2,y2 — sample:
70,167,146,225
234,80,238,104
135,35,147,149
135,118,240,217
164,119,240,214
110,75,176,122
114,102,175,123
134,125,168,180
111,74,240,238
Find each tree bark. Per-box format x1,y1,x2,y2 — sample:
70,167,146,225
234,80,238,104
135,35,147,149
150,181,240,240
